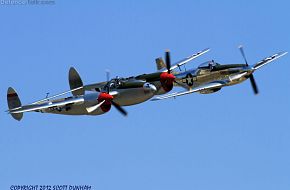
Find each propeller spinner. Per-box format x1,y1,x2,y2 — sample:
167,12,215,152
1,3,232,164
86,71,128,116
160,50,176,92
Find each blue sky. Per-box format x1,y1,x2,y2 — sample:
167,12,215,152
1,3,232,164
0,0,290,189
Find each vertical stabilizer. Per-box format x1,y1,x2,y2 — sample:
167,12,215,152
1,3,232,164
7,87,23,121
69,67,84,96
155,57,166,70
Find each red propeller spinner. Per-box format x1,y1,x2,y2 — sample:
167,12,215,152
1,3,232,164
160,50,176,92
160,72,175,92
86,90,127,116
97,92,114,113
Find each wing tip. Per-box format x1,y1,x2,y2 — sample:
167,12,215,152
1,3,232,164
279,51,288,56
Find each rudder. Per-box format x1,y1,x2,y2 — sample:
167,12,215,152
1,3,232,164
155,57,166,70
69,67,84,96
7,87,23,121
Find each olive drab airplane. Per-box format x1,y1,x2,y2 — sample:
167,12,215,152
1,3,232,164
7,48,210,121
152,46,288,101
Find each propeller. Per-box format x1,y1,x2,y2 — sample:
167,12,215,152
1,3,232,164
111,100,127,116
249,74,258,94
86,92,128,116
165,50,171,74
239,45,249,66
160,50,177,92
86,71,128,116
86,100,105,113
238,45,259,94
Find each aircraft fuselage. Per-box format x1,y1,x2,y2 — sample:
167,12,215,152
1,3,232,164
175,64,253,93
39,85,156,116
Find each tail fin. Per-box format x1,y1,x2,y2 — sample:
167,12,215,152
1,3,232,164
155,57,166,70
7,87,23,121
69,67,84,96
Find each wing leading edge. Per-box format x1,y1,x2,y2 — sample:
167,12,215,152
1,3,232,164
253,51,288,70
163,48,210,72
151,81,225,101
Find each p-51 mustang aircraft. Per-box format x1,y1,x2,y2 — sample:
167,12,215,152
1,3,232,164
152,46,288,101
7,48,210,121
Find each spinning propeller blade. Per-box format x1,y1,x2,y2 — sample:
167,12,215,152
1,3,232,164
239,45,249,66
238,45,258,95
249,74,259,94
86,100,105,113
165,50,171,73
86,91,127,116
111,101,128,116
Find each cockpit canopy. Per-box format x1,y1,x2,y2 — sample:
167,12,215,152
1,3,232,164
105,77,146,90
107,77,123,89
198,61,220,69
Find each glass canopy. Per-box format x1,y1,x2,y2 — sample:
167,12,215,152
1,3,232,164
198,61,220,69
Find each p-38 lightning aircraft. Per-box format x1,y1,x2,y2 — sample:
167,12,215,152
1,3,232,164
152,46,288,101
7,48,210,121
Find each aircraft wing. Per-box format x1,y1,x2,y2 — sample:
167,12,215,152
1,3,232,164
32,86,84,105
9,97,84,114
151,81,225,101
163,48,210,72
83,81,107,91
253,51,288,70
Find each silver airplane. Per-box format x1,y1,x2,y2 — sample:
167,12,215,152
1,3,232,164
7,48,210,121
82,48,210,98
152,46,288,101
6,77,157,121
